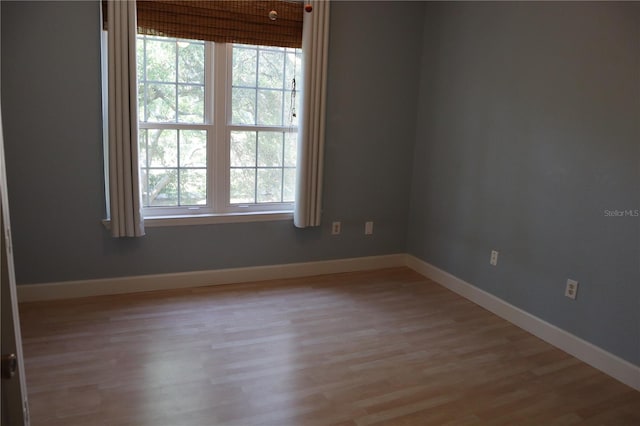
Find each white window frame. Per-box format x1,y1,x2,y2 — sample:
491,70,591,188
138,39,298,222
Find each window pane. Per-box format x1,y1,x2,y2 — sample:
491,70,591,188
230,131,256,167
179,130,206,167
177,85,204,123
258,50,284,89
232,88,256,125
230,168,255,204
148,129,177,167
284,132,297,167
178,41,204,84
136,41,301,212
283,168,296,202
257,132,283,167
148,169,178,206
138,83,146,121
257,168,282,203
145,38,176,82
137,38,145,80
136,36,212,211
257,89,283,126
180,169,207,205
146,83,176,122
138,129,148,167
140,168,149,206
231,44,302,131
232,46,257,87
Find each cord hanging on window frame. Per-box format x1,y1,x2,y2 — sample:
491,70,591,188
289,48,300,129
290,77,297,124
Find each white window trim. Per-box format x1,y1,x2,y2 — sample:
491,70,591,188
138,40,298,223
102,210,293,229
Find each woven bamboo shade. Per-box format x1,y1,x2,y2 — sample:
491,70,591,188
103,1,303,48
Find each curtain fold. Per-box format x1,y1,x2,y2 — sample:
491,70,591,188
107,0,145,237
294,0,330,228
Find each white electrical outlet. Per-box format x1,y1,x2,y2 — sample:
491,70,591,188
331,221,341,235
565,279,578,300
490,250,499,266
365,221,374,235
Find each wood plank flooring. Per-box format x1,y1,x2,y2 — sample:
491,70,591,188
18,267,640,425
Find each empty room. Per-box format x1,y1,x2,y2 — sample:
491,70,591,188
1,1,639,425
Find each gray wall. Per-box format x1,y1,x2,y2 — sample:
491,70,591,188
408,2,640,365
1,1,424,284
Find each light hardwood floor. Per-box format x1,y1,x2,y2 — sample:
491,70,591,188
19,267,640,426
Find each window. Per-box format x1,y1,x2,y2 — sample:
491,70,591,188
103,1,328,232
136,35,302,217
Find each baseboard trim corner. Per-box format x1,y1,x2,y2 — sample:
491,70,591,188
404,254,640,392
17,253,406,303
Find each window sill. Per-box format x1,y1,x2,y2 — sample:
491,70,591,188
102,211,293,229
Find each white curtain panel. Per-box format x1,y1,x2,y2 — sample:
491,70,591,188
294,0,330,228
107,0,145,237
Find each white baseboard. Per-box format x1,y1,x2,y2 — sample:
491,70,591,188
404,254,640,392
17,254,406,303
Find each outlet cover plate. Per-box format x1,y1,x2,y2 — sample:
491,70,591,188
565,279,579,300
365,221,374,235
331,222,341,235
490,250,499,266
